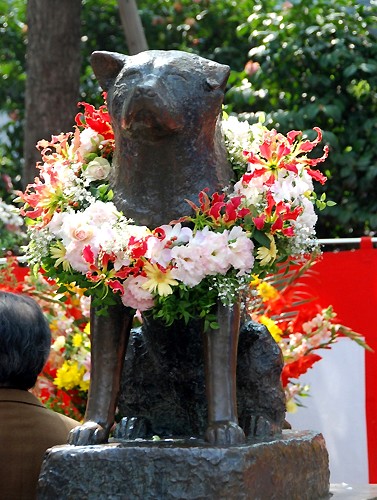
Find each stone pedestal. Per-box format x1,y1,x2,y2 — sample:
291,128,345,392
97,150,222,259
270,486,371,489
37,430,330,500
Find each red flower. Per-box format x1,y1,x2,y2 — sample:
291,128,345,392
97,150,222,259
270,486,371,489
281,353,322,386
75,101,114,141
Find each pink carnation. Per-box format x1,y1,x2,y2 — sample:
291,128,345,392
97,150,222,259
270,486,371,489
121,275,155,311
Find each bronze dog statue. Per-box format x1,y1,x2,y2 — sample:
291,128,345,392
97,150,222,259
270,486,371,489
68,50,285,447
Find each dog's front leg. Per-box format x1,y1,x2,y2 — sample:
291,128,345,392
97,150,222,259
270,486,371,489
68,300,133,445
203,301,246,446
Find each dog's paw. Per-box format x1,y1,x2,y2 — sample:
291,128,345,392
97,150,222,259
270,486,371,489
205,421,245,446
68,421,108,446
113,416,149,440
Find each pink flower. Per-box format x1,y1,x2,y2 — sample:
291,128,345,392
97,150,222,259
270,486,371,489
226,226,254,274
121,275,155,311
171,244,206,287
146,223,192,267
65,242,95,273
191,228,230,275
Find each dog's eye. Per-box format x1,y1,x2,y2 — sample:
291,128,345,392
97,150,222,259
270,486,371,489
166,73,188,82
205,78,222,90
123,69,141,79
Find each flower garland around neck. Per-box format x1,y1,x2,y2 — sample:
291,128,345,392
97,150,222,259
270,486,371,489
17,97,332,328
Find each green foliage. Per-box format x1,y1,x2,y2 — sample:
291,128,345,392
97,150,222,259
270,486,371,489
138,0,251,68
153,279,220,331
0,198,27,256
79,0,252,103
226,0,377,236
80,0,127,105
0,0,27,202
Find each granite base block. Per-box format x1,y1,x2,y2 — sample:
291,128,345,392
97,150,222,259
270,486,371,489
37,430,330,500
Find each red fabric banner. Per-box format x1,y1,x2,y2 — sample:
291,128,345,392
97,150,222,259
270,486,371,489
304,239,377,482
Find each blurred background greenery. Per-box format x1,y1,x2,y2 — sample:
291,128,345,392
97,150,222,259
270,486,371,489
1,0,376,237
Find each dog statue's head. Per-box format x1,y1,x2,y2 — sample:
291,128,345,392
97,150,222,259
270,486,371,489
90,50,230,140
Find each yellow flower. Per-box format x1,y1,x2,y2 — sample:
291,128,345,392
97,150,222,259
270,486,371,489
79,377,90,392
50,241,71,272
49,319,59,333
249,274,261,287
257,281,279,302
286,398,298,414
54,361,85,390
259,315,283,342
72,333,83,348
256,234,277,266
66,284,87,299
141,261,178,296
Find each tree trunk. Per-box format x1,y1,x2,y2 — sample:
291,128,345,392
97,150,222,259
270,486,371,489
23,0,82,187
117,0,148,55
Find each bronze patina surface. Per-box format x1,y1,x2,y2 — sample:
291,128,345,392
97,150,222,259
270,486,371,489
68,50,286,448
39,431,330,499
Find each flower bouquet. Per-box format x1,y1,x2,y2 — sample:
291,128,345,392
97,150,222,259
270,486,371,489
0,257,90,419
0,198,27,256
17,98,332,327
246,259,370,411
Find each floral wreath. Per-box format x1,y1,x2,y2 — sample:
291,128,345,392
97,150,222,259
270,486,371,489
18,97,332,328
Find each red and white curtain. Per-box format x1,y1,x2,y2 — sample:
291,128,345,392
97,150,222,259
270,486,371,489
288,238,377,483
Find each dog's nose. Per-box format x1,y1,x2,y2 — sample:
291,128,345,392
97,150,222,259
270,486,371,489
134,86,157,98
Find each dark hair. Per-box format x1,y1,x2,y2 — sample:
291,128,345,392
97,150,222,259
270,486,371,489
0,291,51,390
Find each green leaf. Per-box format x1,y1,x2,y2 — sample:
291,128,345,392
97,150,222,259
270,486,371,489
32,263,40,277
253,229,272,248
359,62,377,74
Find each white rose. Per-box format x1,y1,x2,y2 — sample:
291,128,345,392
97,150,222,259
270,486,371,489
60,212,96,248
71,224,94,242
84,200,119,225
83,157,111,182
78,128,103,156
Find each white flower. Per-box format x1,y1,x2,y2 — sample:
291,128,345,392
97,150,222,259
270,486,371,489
171,243,206,287
194,228,230,275
84,200,119,225
0,200,23,227
55,161,80,188
65,241,94,273
47,212,69,237
171,227,234,286
51,211,102,272
270,170,313,204
82,157,112,182
222,116,264,161
112,250,131,271
77,128,103,157
226,226,254,274
100,221,150,256
52,335,66,351
146,223,192,267
295,197,318,231
233,174,267,206
63,217,95,245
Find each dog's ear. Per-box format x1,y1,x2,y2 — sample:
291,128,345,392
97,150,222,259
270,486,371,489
90,51,129,91
205,62,230,92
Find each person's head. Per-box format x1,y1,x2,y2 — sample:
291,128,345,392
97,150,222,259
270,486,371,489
0,291,51,390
